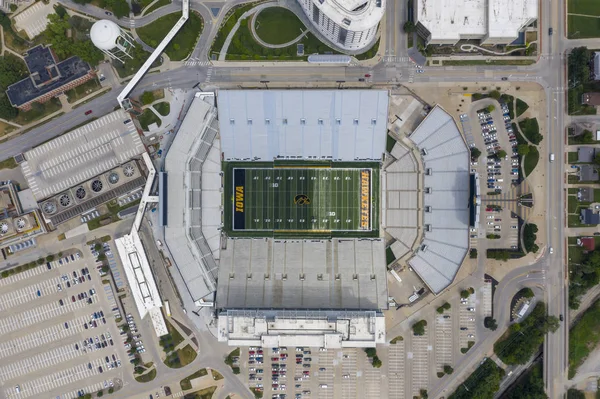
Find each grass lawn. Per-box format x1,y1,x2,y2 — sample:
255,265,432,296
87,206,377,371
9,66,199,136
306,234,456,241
144,0,171,14
569,299,600,378
519,118,542,144
153,101,170,116
355,38,380,61
138,108,161,131
0,121,17,137
568,196,580,214
13,98,63,125
568,214,586,227
593,189,600,202
135,367,157,382
386,135,397,152
0,157,17,170
255,7,305,45
211,369,224,380
210,3,257,57
178,344,197,367
515,98,529,117
137,11,203,61
250,388,263,398
568,187,580,195
180,368,207,390
568,15,600,38
226,18,338,61
167,320,185,346
568,152,579,163
183,386,217,399
65,78,102,103
568,244,585,265
523,146,539,177
569,0,600,15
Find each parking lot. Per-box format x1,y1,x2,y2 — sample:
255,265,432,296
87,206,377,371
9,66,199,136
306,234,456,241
458,295,477,348
0,250,128,399
469,100,524,248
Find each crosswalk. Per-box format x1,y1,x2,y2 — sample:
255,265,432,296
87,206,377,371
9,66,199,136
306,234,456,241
205,66,213,83
184,58,212,67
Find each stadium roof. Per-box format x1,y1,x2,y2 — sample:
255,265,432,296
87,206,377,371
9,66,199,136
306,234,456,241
21,111,144,201
407,106,470,294
217,90,388,161
216,238,388,310
416,0,537,43
164,93,219,303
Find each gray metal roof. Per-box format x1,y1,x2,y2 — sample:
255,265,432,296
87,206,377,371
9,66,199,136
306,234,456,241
164,94,219,302
217,90,389,161
407,106,470,294
21,111,144,201
216,238,388,310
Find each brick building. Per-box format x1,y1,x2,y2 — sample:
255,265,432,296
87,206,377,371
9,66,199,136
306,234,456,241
5,45,94,111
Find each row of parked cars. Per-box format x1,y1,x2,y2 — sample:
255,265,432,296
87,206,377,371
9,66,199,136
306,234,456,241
500,102,521,183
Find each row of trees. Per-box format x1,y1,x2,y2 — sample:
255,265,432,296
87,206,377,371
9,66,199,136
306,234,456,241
569,250,600,309
448,359,504,399
494,302,559,365
523,223,539,253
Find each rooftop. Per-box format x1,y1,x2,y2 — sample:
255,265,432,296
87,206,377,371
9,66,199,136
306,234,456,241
416,0,537,42
6,45,92,107
314,0,385,31
406,106,470,294
21,111,145,201
164,93,219,303
578,147,596,163
217,90,388,162
216,238,388,310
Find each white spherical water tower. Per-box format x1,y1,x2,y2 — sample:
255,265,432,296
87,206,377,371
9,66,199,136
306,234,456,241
90,19,136,63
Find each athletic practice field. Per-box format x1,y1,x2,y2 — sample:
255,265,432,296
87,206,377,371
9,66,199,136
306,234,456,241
231,167,374,232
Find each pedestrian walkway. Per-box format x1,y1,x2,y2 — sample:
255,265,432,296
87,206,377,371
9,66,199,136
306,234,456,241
107,252,124,289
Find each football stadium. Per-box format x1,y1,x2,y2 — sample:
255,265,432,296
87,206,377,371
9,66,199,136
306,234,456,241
225,162,379,235
162,89,470,348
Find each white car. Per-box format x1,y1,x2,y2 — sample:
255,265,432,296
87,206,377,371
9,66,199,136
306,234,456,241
467,334,474,338
549,247,554,254
487,222,494,225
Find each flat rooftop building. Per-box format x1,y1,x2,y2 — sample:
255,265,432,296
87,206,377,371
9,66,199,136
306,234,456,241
6,45,94,110
415,0,537,45
21,110,145,201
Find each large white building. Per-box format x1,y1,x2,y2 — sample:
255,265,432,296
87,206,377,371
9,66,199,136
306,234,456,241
298,0,384,51
415,0,537,45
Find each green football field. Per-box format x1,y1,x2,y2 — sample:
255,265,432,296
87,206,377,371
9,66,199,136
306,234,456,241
232,167,372,232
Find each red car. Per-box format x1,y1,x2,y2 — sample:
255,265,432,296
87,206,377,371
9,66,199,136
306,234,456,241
271,357,279,361
365,73,371,77
85,110,93,115
249,351,255,355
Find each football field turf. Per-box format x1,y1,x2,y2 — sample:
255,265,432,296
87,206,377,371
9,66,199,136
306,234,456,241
232,167,372,232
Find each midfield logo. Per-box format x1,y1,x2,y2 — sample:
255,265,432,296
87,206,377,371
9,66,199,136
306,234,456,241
294,194,311,206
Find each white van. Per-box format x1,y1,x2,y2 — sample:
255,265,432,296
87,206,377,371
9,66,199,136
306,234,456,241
497,179,504,182
550,153,555,162
320,384,328,388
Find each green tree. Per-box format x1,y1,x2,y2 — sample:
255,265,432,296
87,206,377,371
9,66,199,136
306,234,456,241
108,387,114,394
518,144,530,156
470,147,482,159
486,105,495,112
489,90,501,100
503,362,546,399
403,21,415,33
518,287,535,298
568,47,590,88
0,94,18,120
46,255,55,262
364,347,377,358
412,320,427,336
55,4,67,18
37,258,45,265
494,302,560,365
484,317,498,331
97,391,104,397
497,149,507,159
94,243,102,251
372,355,382,368
443,365,454,374
111,0,130,19
523,223,538,253
567,389,585,399
0,55,28,91
460,290,470,299
448,359,504,399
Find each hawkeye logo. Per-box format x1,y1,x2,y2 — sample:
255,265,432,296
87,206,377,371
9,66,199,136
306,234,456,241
360,170,370,229
294,194,311,206
235,186,244,212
